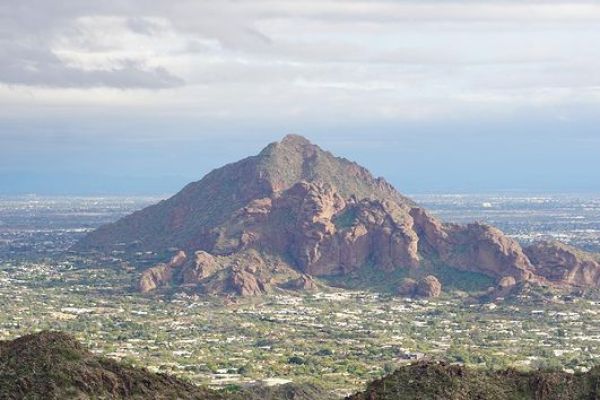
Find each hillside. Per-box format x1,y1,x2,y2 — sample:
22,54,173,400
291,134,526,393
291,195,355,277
347,361,600,400
0,331,225,400
0,331,335,400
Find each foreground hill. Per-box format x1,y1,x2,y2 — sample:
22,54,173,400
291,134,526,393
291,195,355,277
6,331,600,400
0,331,224,400
0,331,335,400
74,134,600,296
347,361,600,400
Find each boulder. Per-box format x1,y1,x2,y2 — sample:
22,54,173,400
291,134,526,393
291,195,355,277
397,278,418,296
229,268,270,296
415,275,442,298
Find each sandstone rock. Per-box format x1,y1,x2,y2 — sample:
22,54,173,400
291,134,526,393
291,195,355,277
525,241,600,286
498,276,517,289
274,183,420,276
169,250,188,268
138,264,170,293
181,251,217,285
416,275,442,298
411,208,536,282
285,181,346,273
138,251,187,293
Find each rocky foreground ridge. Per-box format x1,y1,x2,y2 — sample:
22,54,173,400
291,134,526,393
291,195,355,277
0,331,222,400
346,361,600,400
0,331,335,400
5,331,600,400
74,135,600,296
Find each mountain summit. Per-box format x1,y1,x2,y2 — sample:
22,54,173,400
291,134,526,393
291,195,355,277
75,134,412,253
75,135,600,296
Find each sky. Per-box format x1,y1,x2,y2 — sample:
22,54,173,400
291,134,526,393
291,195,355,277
1,0,599,195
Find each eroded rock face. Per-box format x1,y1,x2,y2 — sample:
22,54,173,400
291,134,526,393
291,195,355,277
140,250,219,293
138,181,599,296
525,241,600,286
396,276,442,298
265,182,420,276
285,181,347,272
288,275,318,290
138,181,600,296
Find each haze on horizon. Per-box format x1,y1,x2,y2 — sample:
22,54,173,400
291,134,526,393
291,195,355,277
1,1,599,195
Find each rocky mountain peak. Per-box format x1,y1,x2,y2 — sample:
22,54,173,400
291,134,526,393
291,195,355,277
280,133,313,147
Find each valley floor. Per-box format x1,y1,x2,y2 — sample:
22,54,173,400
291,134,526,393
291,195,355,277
1,193,600,395
2,260,600,394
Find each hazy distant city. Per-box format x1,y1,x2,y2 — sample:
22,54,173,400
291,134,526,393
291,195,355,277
2,193,599,260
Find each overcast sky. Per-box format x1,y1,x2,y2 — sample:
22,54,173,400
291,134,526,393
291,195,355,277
1,1,599,195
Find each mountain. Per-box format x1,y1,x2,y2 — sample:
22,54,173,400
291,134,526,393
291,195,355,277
0,331,335,400
74,134,600,296
346,361,600,400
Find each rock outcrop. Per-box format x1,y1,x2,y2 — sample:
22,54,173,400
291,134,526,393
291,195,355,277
181,251,218,285
288,275,318,290
138,251,187,293
75,135,600,296
525,241,600,287
411,208,535,281
397,278,418,296
498,276,517,289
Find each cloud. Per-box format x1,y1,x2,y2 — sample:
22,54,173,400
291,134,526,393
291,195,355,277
1,0,600,118
0,2,185,89
0,42,184,89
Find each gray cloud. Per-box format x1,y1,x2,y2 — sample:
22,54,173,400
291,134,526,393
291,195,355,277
0,42,183,89
0,1,185,89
